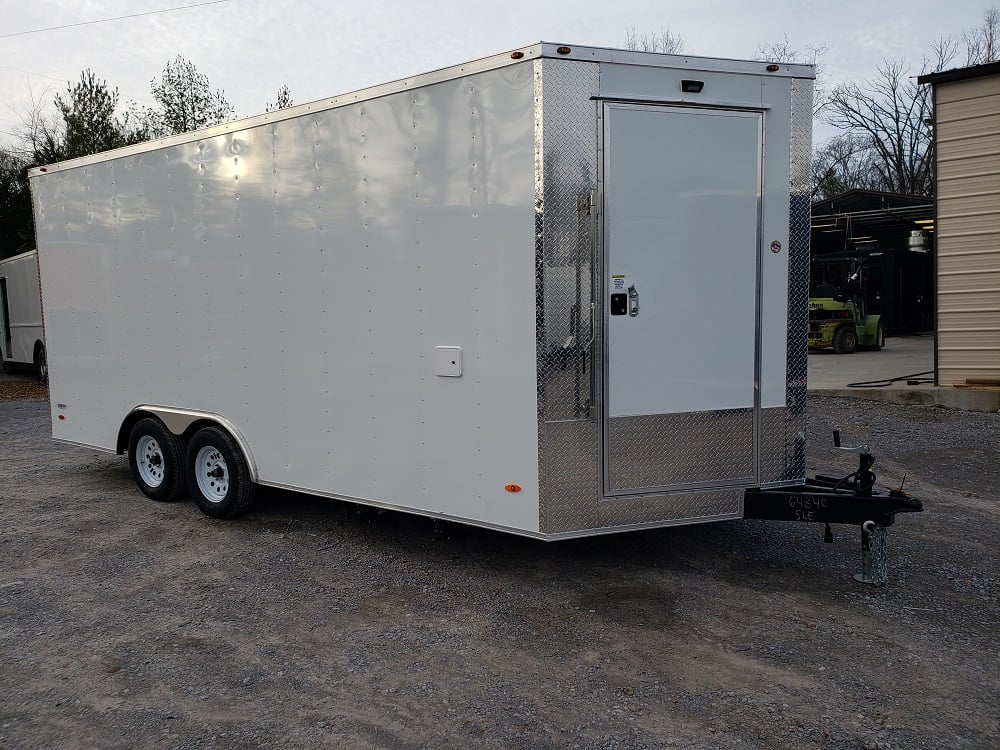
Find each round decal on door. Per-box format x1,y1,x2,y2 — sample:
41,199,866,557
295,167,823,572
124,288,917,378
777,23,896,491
770,240,782,254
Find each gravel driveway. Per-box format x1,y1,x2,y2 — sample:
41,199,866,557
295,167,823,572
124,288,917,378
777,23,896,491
0,394,996,749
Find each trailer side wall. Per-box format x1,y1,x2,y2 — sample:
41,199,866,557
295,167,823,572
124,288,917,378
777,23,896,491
33,64,542,533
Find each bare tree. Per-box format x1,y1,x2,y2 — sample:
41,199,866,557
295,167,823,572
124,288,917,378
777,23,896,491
266,85,293,112
755,34,826,65
755,34,828,115
2,88,57,256
624,25,684,54
819,8,998,197
7,83,62,165
962,6,1000,64
811,134,880,199
824,57,941,195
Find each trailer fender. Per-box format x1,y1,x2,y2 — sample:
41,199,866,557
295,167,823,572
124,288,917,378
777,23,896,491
118,406,259,483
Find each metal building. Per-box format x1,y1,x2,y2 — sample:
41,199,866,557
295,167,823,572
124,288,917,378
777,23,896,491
811,190,934,334
920,62,1000,387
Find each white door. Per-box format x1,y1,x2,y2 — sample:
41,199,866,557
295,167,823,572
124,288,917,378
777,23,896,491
603,104,763,494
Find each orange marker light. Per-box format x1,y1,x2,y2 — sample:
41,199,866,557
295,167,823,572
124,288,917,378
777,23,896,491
556,46,572,55
766,64,780,72
511,51,524,60
504,484,521,493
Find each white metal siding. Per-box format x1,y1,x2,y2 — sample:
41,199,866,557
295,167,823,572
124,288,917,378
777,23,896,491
935,74,1000,385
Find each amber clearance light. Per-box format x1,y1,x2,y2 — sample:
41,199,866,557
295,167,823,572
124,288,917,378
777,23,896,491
504,484,522,493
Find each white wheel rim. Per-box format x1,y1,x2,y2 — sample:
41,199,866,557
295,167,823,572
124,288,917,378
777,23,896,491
136,435,165,488
195,446,230,503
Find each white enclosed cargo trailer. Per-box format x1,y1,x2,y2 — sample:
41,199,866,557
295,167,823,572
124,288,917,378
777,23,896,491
0,249,46,380
30,43,820,535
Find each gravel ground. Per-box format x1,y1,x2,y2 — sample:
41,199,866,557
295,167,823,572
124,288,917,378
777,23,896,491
0,394,996,749
0,379,48,402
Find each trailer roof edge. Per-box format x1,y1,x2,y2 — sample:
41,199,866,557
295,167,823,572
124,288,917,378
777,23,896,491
537,42,815,79
0,248,37,265
27,43,814,178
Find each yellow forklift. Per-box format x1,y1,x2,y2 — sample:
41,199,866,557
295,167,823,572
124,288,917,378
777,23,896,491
808,258,884,354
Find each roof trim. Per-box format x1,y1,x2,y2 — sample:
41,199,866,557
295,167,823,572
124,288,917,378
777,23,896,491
918,60,1000,85
29,42,813,178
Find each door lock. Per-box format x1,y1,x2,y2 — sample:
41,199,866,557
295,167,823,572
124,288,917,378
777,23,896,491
628,284,639,317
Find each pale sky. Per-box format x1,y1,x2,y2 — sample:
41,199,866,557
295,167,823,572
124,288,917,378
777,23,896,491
0,0,991,145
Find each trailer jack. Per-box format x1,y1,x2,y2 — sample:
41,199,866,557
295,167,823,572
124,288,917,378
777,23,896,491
743,431,923,586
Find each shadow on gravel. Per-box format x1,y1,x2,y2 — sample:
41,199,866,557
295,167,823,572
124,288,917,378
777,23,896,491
243,484,840,593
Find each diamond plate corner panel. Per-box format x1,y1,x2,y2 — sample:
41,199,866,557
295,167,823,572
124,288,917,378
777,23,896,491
779,77,814,484
608,410,755,491
535,59,604,535
597,489,744,530
759,406,800,484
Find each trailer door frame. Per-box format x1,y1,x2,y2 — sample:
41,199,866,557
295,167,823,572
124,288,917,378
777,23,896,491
600,102,765,497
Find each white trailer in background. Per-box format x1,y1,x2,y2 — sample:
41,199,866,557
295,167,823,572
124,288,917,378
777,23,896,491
31,43,921,561
0,249,46,381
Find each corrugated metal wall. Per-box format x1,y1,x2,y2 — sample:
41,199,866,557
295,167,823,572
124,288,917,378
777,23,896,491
935,74,1000,385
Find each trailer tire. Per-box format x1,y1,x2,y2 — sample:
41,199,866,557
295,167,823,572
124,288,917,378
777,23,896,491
34,343,47,383
832,325,858,354
128,418,187,502
0,347,9,374
186,426,255,519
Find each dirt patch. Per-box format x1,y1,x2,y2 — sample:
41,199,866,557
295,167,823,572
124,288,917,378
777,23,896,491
0,378,47,402
0,396,996,749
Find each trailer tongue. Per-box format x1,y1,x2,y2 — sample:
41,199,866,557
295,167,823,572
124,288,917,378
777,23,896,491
744,431,923,585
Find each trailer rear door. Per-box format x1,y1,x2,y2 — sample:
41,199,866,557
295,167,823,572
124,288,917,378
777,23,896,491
603,103,763,495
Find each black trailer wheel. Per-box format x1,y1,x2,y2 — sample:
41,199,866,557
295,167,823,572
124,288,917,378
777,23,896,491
0,346,9,374
832,325,858,354
34,343,48,383
185,426,255,518
128,418,187,501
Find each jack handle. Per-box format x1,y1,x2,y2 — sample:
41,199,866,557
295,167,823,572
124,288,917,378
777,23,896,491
833,428,870,455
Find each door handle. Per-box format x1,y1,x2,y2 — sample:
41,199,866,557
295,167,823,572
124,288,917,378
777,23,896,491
628,284,639,317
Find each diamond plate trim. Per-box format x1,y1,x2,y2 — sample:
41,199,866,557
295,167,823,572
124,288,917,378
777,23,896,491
608,409,754,491
758,79,811,486
759,406,792,484
535,59,603,534
781,78,813,483
599,489,743,528
536,58,599,422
